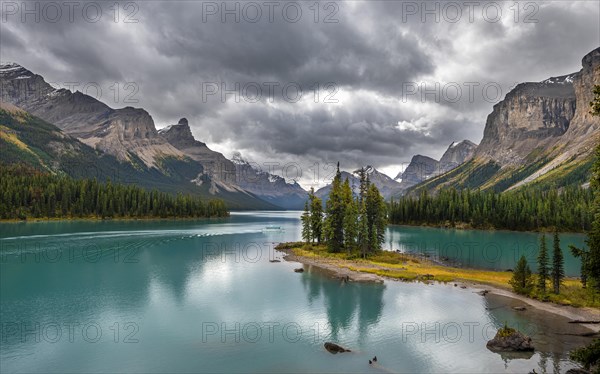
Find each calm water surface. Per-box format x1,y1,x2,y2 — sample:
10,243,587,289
0,211,590,373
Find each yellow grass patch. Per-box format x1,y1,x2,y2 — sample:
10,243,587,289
276,242,599,308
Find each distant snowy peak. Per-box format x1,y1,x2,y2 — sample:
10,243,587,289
541,74,576,85
0,62,23,71
0,62,33,79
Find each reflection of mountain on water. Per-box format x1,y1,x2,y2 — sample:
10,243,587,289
299,268,385,341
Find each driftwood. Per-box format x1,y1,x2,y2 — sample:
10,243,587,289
555,332,599,337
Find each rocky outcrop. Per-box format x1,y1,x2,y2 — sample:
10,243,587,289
486,327,534,352
409,47,600,193
476,74,577,165
396,155,440,190
439,140,477,173
324,342,350,354
159,118,238,186
476,47,599,189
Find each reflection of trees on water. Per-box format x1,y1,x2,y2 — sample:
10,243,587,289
299,268,385,342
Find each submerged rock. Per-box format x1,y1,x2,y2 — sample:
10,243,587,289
294,268,304,273
487,326,534,352
324,342,350,354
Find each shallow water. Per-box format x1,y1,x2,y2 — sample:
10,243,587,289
0,212,590,373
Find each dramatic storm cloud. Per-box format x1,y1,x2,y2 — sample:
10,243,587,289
1,0,598,187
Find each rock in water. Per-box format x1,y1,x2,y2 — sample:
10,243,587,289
294,268,304,273
486,326,534,352
324,342,350,354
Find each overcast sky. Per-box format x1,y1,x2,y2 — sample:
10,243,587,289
1,0,599,188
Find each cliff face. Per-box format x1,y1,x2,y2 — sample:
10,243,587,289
0,63,184,168
476,75,577,165
396,155,440,190
159,118,238,186
439,140,477,173
562,48,600,144
410,47,600,194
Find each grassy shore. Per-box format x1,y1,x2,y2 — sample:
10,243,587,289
276,242,600,309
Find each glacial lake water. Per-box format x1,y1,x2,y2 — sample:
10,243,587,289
0,211,591,373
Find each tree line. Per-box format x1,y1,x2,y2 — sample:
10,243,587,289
388,186,593,232
0,165,229,220
301,164,387,256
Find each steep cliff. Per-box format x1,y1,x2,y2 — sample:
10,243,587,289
0,62,184,168
395,155,440,190
439,140,477,173
159,118,238,187
476,74,577,165
410,47,600,194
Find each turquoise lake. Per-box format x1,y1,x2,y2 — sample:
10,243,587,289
0,211,591,373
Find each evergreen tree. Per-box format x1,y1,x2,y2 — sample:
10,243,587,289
343,198,359,254
365,184,387,252
0,165,228,219
301,201,311,244
570,245,590,288
325,163,345,252
356,167,369,203
551,231,565,294
308,187,323,243
510,255,534,295
587,143,600,291
537,235,549,293
569,338,600,373
358,201,369,258
388,186,592,232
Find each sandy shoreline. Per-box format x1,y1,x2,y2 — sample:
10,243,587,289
279,249,600,334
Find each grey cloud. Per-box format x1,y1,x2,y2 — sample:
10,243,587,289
0,0,598,183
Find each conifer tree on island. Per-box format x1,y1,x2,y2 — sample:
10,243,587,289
309,187,323,244
300,164,387,257
325,163,345,253
301,201,311,244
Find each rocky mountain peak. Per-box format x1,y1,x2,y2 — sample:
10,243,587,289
159,118,199,147
395,154,440,190
476,68,578,165
439,140,477,173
